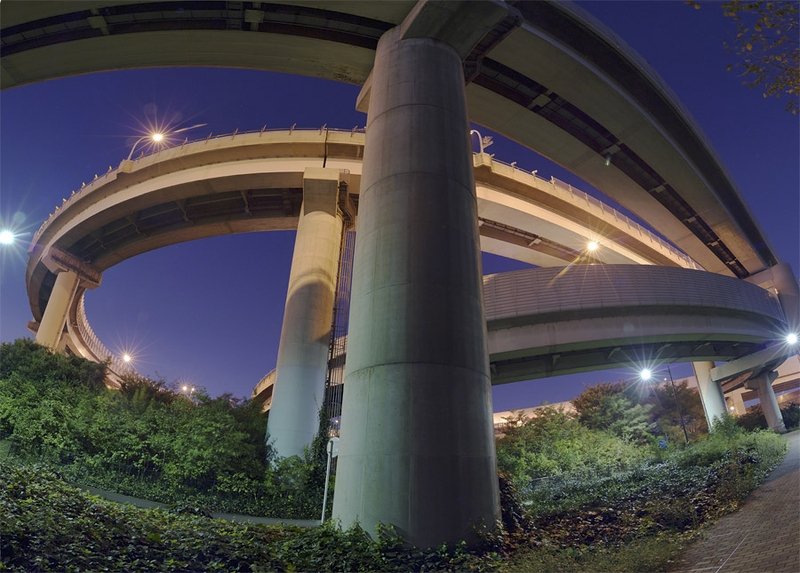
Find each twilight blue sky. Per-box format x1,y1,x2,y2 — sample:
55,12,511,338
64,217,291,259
1,1,798,409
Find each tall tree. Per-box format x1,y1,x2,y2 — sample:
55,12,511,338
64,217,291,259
689,0,800,114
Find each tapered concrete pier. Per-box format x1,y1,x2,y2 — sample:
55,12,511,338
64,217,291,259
267,168,343,458
35,269,80,349
746,371,786,433
693,361,727,429
332,27,500,547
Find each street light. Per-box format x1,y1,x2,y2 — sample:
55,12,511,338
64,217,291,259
126,123,207,160
469,129,493,154
786,332,798,345
122,353,132,363
0,229,14,245
586,240,599,252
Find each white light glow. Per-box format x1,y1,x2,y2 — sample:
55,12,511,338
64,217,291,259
122,353,132,363
151,133,164,142
587,240,599,252
787,333,798,345
640,368,652,381
0,230,14,245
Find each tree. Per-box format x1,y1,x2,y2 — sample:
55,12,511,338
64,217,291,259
648,380,707,442
688,1,800,114
572,382,654,443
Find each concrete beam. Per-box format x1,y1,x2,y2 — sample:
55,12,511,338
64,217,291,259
357,0,515,112
710,343,793,384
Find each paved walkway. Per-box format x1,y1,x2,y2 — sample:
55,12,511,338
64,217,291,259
669,430,800,573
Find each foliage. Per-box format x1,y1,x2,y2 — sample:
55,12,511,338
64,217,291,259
496,407,649,495
688,0,799,114
649,380,708,442
0,460,495,572
571,383,655,443
0,338,324,519
499,533,689,573
735,401,800,431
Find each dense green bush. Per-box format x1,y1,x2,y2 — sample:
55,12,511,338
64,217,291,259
0,339,323,519
496,407,649,495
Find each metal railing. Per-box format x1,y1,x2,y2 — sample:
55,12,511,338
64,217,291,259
482,154,700,270
30,126,367,246
74,294,132,378
33,126,698,273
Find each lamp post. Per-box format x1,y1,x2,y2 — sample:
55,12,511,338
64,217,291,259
126,123,207,160
469,129,493,154
321,436,339,522
641,367,689,444
667,366,690,444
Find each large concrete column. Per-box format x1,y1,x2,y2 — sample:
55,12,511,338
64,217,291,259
266,168,343,458
746,371,786,432
693,361,727,430
332,27,499,548
35,269,79,349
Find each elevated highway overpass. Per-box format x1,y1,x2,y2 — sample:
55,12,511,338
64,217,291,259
1,0,781,280
5,0,798,548
25,128,697,370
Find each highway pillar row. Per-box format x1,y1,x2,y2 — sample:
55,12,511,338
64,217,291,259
35,269,80,349
692,361,727,430
267,168,343,458
332,27,500,548
745,372,786,433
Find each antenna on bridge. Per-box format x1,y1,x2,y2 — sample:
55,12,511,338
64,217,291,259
320,123,327,134
260,124,267,135
290,123,296,134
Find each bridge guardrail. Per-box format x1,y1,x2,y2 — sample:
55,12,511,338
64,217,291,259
484,154,699,270
75,294,131,378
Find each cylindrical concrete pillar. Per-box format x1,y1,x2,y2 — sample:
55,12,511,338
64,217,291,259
751,372,786,433
267,168,343,459
692,361,727,430
332,28,499,548
35,270,79,349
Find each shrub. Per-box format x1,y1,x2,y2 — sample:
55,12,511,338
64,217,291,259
496,407,649,495
0,460,495,572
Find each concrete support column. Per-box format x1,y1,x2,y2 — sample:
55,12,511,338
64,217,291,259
727,390,747,416
332,27,499,548
266,168,343,458
693,361,727,430
35,270,79,349
746,372,786,433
